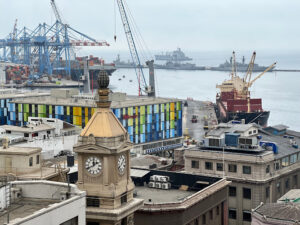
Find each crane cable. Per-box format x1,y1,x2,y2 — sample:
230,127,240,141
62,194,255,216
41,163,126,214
114,0,117,42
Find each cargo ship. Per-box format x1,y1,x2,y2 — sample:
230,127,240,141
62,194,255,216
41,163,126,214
215,52,276,127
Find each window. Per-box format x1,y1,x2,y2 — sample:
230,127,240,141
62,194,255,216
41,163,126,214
24,133,29,137
291,154,297,164
229,186,236,197
243,211,252,222
281,157,289,167
243,166,251,174
294,175,298,186
209,210,213,220
243,188,251,199
6,130,11,134
228,209,237,219
266,165,270,174
285,178,290,190
253,130,257,134
216,206,220,215
29,157,33,167
249,131,252,135
205,162,213,170
36,155,40,164
228,164,237,173
202,214,206,224
274,161,280,170
47,130,51,135
266,186,270,198
217,163,224,171
86,196,100,207
277,182,281,193
191,160,199,169
121,194,127,205
121,217,127,225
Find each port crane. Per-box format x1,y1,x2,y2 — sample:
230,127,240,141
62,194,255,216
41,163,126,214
116,0,155,97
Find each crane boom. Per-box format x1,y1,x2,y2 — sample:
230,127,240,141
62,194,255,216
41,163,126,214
244,51,256,84
247,62,276,88
51,0,63,23
116,0,148,96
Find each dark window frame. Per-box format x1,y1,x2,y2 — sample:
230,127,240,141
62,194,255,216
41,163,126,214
243,211,252,222
205,161,213,170
243,165,251,174
191,160,199,169
217,163,224,171
228,209,237,220
243,188,251,200
229,186,237,197
228,164,237,173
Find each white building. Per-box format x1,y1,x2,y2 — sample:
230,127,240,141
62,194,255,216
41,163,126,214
0,180,86,225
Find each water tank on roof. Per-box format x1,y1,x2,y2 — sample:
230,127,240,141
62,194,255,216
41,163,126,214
225,133,240,147
259,141,278,154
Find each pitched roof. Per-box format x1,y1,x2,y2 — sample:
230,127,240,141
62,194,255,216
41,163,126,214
80,108,127,138
254,202,300,222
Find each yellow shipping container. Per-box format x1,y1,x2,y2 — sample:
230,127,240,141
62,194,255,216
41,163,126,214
85,107,88,116
91,108,96,116
85,117,89,125
135,107,138,115
67,106,70,115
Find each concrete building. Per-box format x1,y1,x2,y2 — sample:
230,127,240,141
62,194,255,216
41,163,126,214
1,89,183,155
0,143,68,182
184,122,300,225
73,71,143,225
131,169,230,225
0,180,86,225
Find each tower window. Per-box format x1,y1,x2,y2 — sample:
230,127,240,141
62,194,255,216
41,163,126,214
87,196,100,207
121,194,127,205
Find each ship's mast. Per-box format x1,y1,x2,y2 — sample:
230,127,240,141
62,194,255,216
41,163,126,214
231,51,237,79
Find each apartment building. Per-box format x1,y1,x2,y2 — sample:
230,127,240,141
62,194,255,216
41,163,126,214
184,123,300,225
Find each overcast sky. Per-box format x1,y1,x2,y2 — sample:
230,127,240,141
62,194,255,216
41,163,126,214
0,0,300,54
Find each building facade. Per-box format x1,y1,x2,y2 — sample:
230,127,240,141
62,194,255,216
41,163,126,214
1,90,183,154
184,123,300,225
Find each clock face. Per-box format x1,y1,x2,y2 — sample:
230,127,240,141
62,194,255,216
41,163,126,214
85,156,102,175
118,155,126,174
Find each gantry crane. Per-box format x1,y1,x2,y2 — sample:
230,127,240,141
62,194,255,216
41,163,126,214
116,0,155,97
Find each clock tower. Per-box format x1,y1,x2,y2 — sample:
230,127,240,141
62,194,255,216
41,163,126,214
74,71,143,225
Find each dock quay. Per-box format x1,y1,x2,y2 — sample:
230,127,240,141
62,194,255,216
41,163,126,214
183,99,218,142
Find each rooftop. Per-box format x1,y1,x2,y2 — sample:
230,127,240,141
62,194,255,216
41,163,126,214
0,180,85,225
0,198,59,224
0,91,49,100
253,202,300,223
0,146,41,155
131,155,173,170
135,186,195,204
11,92,180,108
1,124,54,133
278,189,300,203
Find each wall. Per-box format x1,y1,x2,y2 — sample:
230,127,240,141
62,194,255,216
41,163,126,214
3,100,182,145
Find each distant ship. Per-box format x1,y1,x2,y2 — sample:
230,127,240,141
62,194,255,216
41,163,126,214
113,54,146,69
154,61,205,70
215,52,276,127
211,55,273,72
155,48,192,62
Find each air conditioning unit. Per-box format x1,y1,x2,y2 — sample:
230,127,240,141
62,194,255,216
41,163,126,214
160,176,170,182
149,176,155,181
11,187,22,201
148,182,155,188
155,176,161,182
155,183,162,189
162,183,171,190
